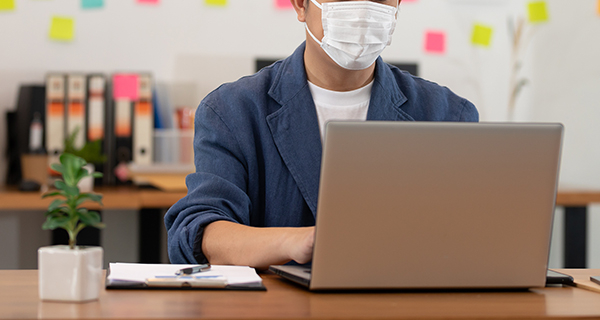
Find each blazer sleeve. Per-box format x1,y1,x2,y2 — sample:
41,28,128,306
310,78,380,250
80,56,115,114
459,99,479,122
164,100,252,264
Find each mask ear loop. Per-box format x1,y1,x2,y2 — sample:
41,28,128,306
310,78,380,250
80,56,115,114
305,23,323,46
309,0,322,10
305,0,324,46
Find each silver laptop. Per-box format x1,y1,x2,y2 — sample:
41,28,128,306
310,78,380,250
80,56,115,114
270,121,563,291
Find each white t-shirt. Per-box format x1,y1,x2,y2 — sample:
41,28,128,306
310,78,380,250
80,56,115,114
308,80,373,140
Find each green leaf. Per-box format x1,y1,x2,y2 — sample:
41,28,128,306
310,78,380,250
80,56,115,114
76,193,103,207
78,140,107,164
60,153,87,186
44,207,67,217
55,180,79,197
60,154,76,184
79,210,104,228
42,191,63,199
63,127,106,164
64,127,80,155
48,199,67,212
42,216,71,230
50,163,64,175
94,222,106,229
83,192,103,202
92,172,103,179
74,167,91,185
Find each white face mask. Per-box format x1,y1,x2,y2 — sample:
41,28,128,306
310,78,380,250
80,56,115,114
305,0,398,71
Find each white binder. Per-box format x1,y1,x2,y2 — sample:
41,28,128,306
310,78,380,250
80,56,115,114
66,74,87,148
87,75,106,142
133,74,154,165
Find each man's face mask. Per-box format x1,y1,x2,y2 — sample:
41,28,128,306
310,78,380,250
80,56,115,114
305,0,398,71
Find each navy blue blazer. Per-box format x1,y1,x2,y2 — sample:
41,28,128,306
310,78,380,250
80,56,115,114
165,43,479,264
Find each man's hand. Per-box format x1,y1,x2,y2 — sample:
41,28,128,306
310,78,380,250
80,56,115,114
203,221,315,269
284,227,315,265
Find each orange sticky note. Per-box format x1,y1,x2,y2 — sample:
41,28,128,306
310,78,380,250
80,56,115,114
424,31,446,54
471,24,493,47
49,17,75,42
0,0,15,11
528,1,549,23
597,0,600,16
275,0,293,9
205,0,227,6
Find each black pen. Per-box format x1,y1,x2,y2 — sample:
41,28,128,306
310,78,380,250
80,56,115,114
175,264,211,276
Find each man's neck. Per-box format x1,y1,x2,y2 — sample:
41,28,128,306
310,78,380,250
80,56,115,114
303,40,376,92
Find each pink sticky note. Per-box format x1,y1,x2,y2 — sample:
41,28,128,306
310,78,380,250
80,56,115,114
275,0,293,9
137,0,159,4
425,31,446,54
113,74,139,100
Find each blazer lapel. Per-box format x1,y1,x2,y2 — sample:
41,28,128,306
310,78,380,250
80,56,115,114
267,43,322,216
367,57,413,121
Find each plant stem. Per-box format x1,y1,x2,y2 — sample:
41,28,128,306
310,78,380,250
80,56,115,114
68,230,76,250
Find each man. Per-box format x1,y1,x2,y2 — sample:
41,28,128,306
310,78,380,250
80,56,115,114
165,0,478,269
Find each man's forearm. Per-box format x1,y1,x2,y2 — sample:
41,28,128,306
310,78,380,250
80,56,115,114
202,221,314,269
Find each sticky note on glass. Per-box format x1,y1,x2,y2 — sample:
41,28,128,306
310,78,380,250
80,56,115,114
471,24,493,47
113,74,139,100
528,1,549,23
137,0,160,4
205,0,227,6
275,0,293,9
0,0,15,11
49,17,75,42
82,0,104,9
424,31,446,54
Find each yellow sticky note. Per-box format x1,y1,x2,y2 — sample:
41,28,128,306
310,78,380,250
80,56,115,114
0,0,15,11
528,1,549,23
205,0,227,6
471,24,493,47
597,0,600,16
49,17,75,42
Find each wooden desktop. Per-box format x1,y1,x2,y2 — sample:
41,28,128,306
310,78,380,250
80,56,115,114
0,269,599,320
0,186,186,210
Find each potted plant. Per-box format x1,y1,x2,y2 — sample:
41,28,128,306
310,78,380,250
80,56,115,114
38,152,106,302
63,127,107,192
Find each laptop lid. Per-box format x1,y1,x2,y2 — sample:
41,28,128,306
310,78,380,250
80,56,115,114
308,121,563,290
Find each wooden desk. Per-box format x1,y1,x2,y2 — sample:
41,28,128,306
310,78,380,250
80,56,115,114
0,187,595,211
0,269,599,320
0,186,186,263
1,187,599,267
0,186,186,210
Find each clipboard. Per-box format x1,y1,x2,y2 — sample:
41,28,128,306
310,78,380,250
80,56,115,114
105,278,266,291
546,269,575,285
105,263,266,291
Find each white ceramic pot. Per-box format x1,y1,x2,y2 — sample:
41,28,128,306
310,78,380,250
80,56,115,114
38,245,103,302
78,164,95,193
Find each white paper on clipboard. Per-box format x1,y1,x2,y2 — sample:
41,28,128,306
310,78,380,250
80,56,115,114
106,263,263,287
